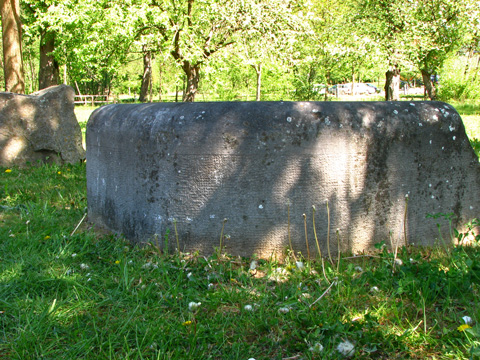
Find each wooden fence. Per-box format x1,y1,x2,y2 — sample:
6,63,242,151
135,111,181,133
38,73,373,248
74,95,115,105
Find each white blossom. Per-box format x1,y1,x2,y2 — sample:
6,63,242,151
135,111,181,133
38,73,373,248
463,316,473,325
337,340,355,357
309,342,324,353
188,302,201,311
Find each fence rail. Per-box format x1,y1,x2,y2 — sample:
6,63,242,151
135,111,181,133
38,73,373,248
74,95,115,105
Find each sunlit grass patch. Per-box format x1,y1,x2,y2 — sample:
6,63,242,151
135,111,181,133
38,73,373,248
2,107,480,359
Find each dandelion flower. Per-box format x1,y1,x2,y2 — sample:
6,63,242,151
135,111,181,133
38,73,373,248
337,340,355,357
115,260,120,264
5,169,12,173
188,301,201,311
458,324,472,332
57,171,62,175
295,261,305,270
462,316,473,325
182,320,192,326
244,304,253,311
309,342,324,353
44,235,51,240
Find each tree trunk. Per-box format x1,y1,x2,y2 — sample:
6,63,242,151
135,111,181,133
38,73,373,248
252,63,262,101
0,0,24,93
182,61,200,102
421,69,436,100
38,30,59,90
384,66,400,101
139,46,152,102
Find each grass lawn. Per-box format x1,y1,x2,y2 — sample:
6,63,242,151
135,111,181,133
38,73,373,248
0,101,479,359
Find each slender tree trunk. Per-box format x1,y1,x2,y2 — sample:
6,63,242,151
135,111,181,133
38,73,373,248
472,56,480,83
385,65,400,101
139,46,152,102
421,68,436,100
0,0,24,93
252,63,262,101
38,30,59,90
182,61,200,102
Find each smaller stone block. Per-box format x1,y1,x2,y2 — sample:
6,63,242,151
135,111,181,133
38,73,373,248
0,84,85,166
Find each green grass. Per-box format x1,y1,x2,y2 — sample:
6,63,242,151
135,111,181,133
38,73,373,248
1,166,480,359
0,102,478,359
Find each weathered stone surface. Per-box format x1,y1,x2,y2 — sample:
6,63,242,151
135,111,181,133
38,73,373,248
0,84,85,166
86,101,480,258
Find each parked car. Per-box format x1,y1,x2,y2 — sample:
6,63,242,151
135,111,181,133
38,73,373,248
312,84,327,94
366,83,380,93
329,83,376,95
328,84,351,95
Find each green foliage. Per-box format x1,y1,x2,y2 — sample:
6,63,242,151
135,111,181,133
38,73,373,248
1,159,480,359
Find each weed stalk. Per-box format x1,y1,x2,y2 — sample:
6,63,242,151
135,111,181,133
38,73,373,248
326,200,333,265
219,218,228,255
404,195,409,247
312,205,321,258
336,228,341,272
303,213,310,260
287,202,297,261
174,218,180,255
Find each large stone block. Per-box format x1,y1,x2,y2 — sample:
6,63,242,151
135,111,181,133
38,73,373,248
0,85,85,166
86,101,480,257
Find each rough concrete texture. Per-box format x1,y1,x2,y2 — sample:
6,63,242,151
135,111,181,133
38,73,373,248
0,84,85,166
87,101,480,258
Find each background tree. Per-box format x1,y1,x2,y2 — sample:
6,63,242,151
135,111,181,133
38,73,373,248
409,0,467,100
0,0,24,93
230,0,305,101
23,0,60,90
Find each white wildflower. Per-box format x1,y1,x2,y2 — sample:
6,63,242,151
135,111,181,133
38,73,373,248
71,253,77,258
370,286,380,293
394,258,403,266
80,263,89,270
337,340,355,357
188,301,201,311
208,283,215,290
142,262,158,269
249,260,258,270
309,342,324,353
463,316,473,325
278,307,290,314
354,266,363,272
244,304,253,311
295,261,305,270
